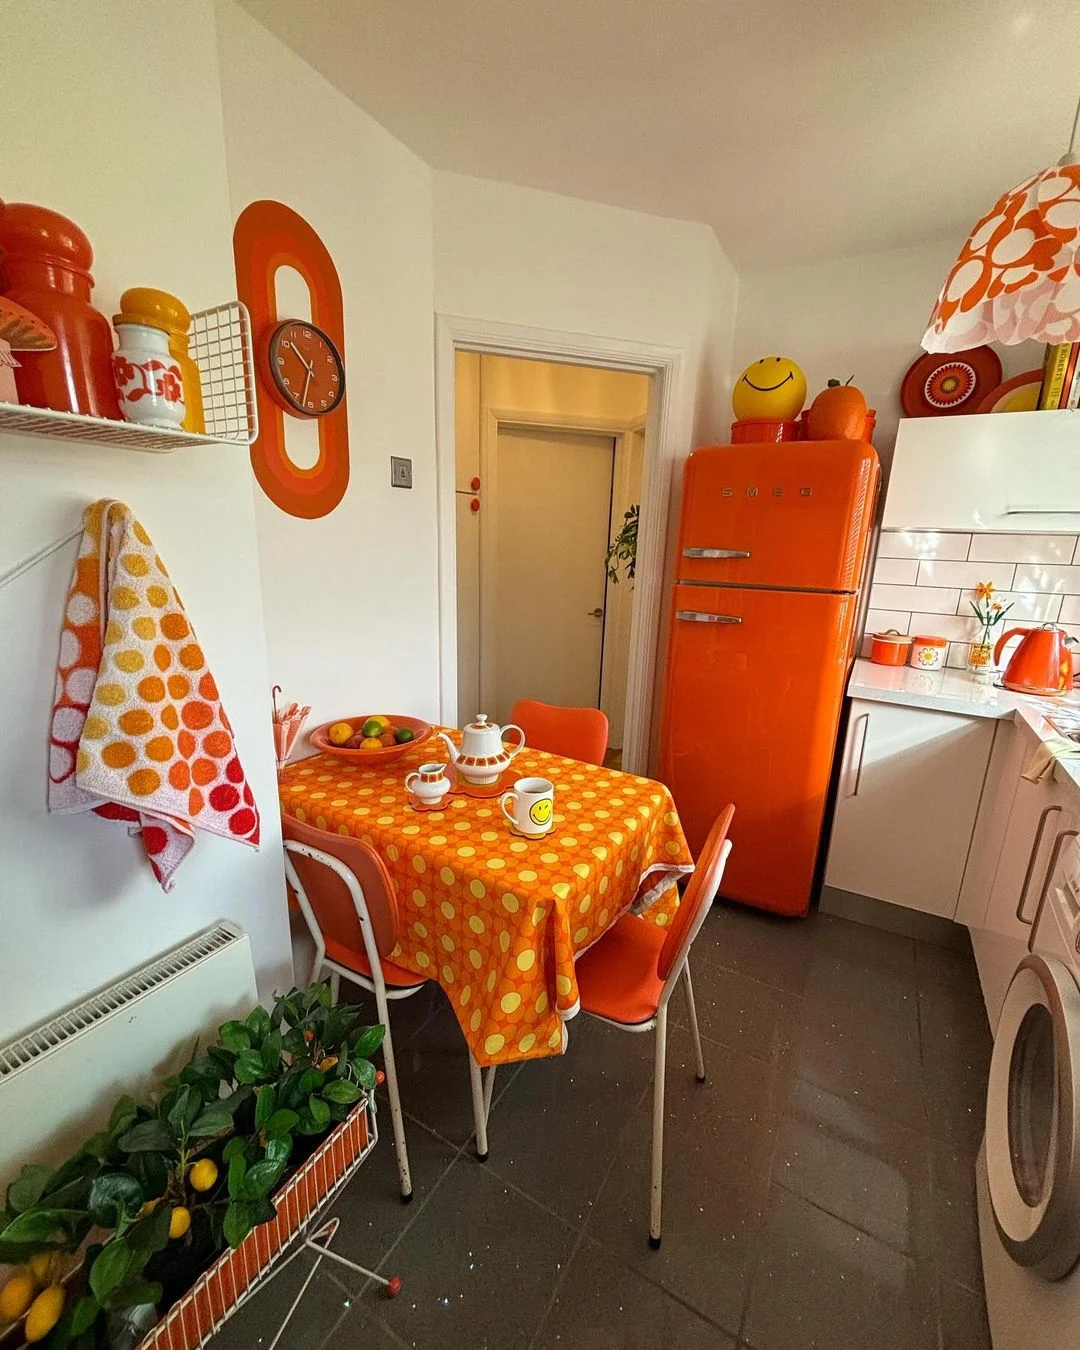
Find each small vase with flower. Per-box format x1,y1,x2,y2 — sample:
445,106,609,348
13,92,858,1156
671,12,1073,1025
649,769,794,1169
968,582,1013,679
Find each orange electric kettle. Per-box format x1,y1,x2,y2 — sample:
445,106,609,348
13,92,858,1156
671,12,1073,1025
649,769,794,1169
994,623,1075,696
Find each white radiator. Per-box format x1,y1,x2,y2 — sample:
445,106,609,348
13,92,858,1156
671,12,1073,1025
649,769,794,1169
0,924,259,1186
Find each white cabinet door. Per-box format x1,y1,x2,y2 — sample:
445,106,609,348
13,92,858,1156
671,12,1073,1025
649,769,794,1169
883,410,1080,532
825,699,995,917
980,749,1080,945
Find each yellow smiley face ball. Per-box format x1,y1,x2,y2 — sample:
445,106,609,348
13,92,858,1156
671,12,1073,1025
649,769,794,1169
732,356,807,422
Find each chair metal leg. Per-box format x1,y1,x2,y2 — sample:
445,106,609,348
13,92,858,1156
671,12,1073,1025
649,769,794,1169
373,986,413,1201
482,1064,497,1122
329,970,341,1001
468,1053,489,1160
682,961,706,1083
649,1004,667,1248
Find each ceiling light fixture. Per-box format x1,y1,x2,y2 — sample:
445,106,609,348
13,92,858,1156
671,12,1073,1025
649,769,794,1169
922,90,1080,351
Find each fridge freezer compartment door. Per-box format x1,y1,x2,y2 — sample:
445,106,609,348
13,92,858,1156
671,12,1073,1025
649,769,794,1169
678,440,879,591
660,584,856,916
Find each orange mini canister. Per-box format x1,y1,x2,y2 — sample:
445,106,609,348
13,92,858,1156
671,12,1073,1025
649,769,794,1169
870,630,913,666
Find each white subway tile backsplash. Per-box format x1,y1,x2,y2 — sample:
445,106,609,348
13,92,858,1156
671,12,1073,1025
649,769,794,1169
917,560,1016,590
872,557,920,586
1060,596,1080,623
877,531,971,561
967,534,1078,565
907,612,979,641
865,609,911,634
870,585,960,614
1011,564,1080,594
971,591,1062,622
946,643,972,669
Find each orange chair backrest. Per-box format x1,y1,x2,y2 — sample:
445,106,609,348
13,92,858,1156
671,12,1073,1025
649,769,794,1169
510,698,609,766
657,805,735,983
281,814,399,959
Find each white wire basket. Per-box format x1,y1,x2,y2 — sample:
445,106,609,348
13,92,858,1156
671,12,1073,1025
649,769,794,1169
0,300,258,454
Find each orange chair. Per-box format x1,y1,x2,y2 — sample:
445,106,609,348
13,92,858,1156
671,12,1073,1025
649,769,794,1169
281,814,427,1202
575,805,735,1248
509,698,609,766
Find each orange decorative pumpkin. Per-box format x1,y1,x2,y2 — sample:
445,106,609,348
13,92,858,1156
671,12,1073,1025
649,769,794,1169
808,378,868,440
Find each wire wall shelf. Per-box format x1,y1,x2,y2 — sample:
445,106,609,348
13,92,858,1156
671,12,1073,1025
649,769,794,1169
0,301,258,454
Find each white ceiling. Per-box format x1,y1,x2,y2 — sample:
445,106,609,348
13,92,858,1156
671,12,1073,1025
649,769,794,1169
238,0,1080,269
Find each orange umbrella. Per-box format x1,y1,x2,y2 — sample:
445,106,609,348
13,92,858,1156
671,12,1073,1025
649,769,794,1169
271,685,310,771
923,100,1080,352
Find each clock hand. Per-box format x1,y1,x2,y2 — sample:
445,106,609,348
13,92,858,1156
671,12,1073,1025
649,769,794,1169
285,341,315,377
300,369,312,407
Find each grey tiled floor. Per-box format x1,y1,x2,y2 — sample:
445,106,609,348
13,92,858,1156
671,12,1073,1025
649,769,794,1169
207,904,992,1349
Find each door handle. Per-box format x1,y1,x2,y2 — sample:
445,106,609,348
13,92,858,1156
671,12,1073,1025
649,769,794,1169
1016,804,1063,924
1027,828,1080,952
587,607,604,619
846,711,870,799
675,610,742,624
683,547,751,559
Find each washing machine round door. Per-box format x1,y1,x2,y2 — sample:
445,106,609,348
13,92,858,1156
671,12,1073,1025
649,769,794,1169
986,953,1080,1279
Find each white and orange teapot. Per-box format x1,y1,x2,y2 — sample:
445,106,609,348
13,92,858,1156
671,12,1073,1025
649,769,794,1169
438,714,525,786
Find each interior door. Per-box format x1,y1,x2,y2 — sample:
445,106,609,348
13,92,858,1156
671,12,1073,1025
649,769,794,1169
986,953,1080,1278
487,427,615,724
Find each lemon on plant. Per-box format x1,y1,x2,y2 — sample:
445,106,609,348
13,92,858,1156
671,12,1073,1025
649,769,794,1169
27,1252,58,1288
0,1269,36,1320
327,721,354,747
189,1159,219,1193
169,1206,191,1239
23,1286,65,1343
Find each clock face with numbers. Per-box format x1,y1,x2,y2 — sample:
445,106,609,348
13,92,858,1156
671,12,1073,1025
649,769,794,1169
264,319,345,418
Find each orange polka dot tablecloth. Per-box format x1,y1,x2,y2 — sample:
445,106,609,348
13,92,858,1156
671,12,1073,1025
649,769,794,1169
48,499,260,889
278,737,693,1067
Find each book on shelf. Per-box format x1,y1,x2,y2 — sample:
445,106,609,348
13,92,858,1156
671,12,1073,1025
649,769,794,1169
1039,342,1080,409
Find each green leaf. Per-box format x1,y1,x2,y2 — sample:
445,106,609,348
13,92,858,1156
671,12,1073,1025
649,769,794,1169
0,1238,67,1264
228,1152,247,1199
127,1151,169,1202
108,1277,163,1310
254,1085,277,1131
297,1068,325,1095
234,1049,268,1084
242,1160,285,1200
219,1022,252,1054
109,1095,138,1134
207,1045,238,1075
89,1237,135,1302
265,1109,299,1139
265,1135,292,1165
260,1030,283,1074
82,1132,112,1162
118,1119,175,1154
352,1024,385,1058
0,1207,83,1244
167,1085,199,1133
7,1163,53,1214
222,1137,248,1164
245,1005,271,1041
88,1173,143,1227
353,1058,376,1092
282,1028,308,1057
127,1200,171,1256
314,982,333,1008
223,1201,253,1249
248,1194,277,1225
307,1095,331,1130
45,1151,99,1196
188,1105,232,1138
322,1079,361,1105
70,1295,101,1336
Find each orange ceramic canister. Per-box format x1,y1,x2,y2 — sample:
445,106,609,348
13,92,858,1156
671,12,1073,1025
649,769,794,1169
116,288,205,433
870,629,913,666
0,202,121,419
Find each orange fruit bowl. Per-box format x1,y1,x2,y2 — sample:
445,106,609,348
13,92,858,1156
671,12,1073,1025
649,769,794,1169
310,714,433,765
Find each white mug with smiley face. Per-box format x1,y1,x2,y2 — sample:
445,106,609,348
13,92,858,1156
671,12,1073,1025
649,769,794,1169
500,776,554,838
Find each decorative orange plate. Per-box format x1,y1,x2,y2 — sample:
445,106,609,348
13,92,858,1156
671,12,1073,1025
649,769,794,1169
310,714,433,765
976,368,1044,414
901,346,1002,417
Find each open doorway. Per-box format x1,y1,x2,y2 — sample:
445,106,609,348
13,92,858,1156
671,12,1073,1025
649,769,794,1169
454,354,649,766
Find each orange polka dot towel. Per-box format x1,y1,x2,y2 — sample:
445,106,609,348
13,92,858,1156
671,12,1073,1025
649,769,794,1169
48,500,260,889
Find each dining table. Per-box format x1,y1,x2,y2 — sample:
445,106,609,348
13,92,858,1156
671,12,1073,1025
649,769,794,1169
277,729,694,1068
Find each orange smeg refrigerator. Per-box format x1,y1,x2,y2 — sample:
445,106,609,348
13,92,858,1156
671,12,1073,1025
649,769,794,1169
660,439,879,917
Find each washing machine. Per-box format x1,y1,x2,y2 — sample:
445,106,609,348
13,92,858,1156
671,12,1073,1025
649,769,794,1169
978,827,1080,1348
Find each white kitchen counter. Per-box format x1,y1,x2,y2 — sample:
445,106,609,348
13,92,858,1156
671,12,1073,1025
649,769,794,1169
847,658,1080,791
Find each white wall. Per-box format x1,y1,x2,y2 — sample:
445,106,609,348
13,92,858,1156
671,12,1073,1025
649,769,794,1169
732,239,1041,472
216,2,440,736
0,0,290,1041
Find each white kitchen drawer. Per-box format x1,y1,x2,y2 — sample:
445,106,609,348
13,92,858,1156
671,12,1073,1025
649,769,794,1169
825,698,995,917
883,411,1080,533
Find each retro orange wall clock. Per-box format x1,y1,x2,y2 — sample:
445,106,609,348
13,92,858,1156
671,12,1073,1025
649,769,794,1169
233,200,349,519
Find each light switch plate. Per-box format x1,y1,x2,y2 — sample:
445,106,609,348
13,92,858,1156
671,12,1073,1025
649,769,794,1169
390,456,413,488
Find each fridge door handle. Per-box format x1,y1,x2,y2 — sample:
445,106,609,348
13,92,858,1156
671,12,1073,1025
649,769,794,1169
845,711,870,799
682,547,751,559
675,610,742,624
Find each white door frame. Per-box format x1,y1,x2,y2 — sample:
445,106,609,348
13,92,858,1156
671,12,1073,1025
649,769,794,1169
435,314,683,775
478,407,636,725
